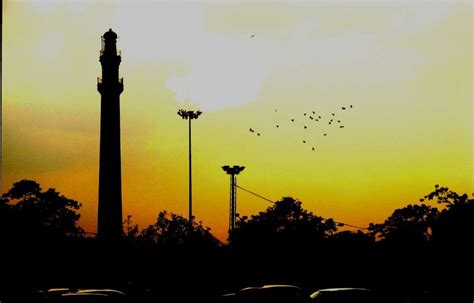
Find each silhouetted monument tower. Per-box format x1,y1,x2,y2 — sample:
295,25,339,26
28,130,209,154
97,29,124,242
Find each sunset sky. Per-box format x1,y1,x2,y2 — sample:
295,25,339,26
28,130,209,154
2,0,472,241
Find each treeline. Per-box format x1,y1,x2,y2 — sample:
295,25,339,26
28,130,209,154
0,180,473,302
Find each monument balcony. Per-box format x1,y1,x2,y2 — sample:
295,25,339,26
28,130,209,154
99,49,122,57
97,77,124,94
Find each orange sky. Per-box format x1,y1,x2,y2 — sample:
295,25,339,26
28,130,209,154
2,0,472,241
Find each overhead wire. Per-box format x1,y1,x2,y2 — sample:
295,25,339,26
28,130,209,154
235,184,369,230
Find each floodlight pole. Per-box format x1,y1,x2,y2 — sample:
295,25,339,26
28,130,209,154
177,109,202,234
188,117,192,233
222,165,245,233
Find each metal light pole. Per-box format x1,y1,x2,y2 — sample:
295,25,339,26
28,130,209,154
177,109,202,234
222,165,245,233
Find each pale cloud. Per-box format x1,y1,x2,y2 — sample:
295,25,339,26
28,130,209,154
104,2,270,111
38,32,64,60
388,1,453,34
23,0,457,114
165,33,269,111
162,2,451,111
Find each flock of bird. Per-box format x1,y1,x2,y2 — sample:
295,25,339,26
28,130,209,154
249,105,354,151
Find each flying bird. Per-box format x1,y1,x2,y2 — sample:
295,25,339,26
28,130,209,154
339,126,344,128
332,113,335,116
310,116,314,120
304,126,307,129
276,125,279,128
291,119,295,122
342,107,346,110
324,134,327,136
304,113,307,116
257,133,261,136
312,147,315,151
312,111,315,114
249,128,254,132
251,34,255,38
303,140,306,143
350,105,353,108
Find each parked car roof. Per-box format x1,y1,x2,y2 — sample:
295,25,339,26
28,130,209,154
237,284,303,303
76,289,126,296
37,288,127,303
310,288,374,303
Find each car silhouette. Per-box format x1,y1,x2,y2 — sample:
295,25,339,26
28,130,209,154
35,288,128,303
223,284,302,303
309,288,376,303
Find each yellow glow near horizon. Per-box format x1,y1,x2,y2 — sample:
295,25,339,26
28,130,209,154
2,0,472,241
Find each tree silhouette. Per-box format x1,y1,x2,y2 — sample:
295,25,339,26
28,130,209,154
123,214,140,241
230,197,336,248
137,211,220,249
368,185,473,248
362,185,474,297
226,197,338,289
330,230,374,245
421,184,470,206
418,185,474,295
0,179,84,241
0,180,86,299
368,204,438,245
421,185,474,249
